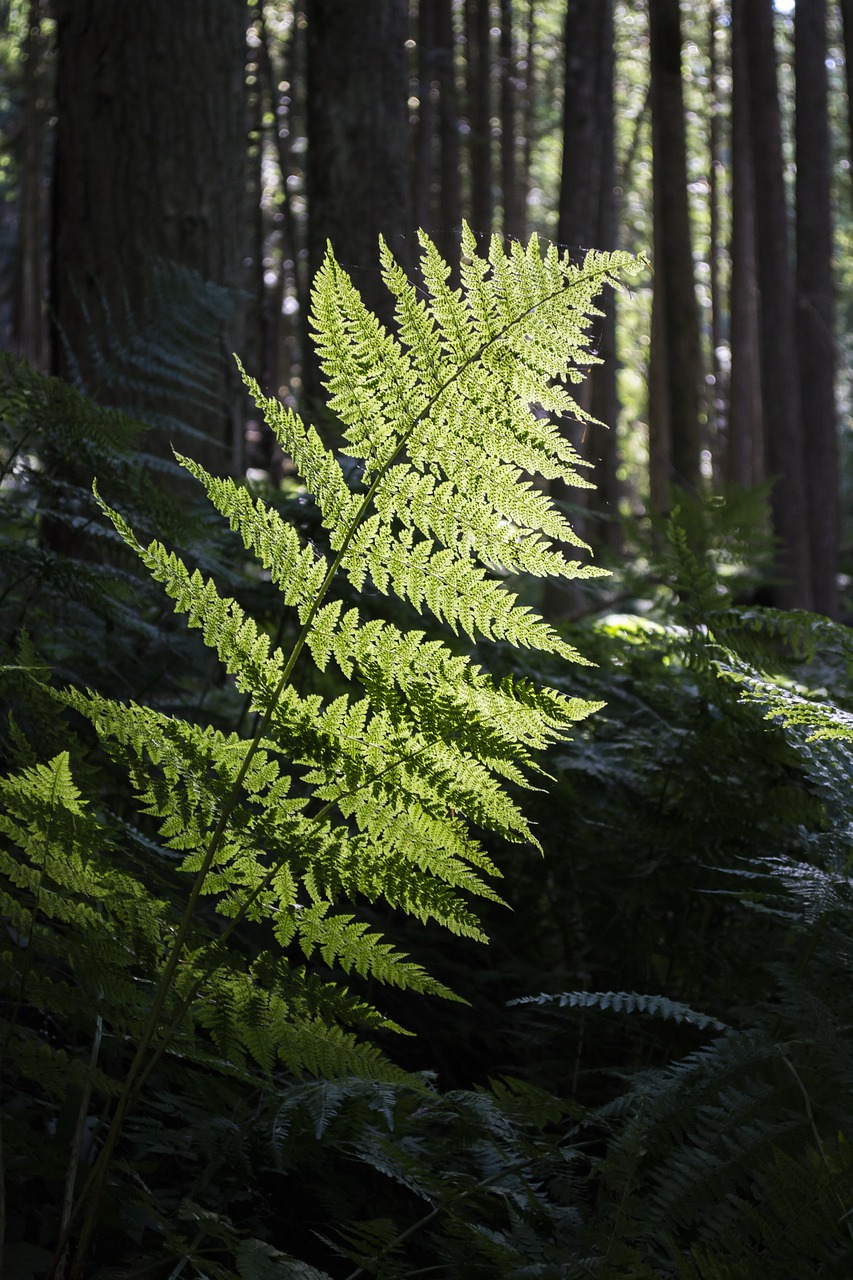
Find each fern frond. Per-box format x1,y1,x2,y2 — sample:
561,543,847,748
3,228,641,1273
510,990,727,1032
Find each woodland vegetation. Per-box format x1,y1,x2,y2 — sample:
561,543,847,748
2,2,853,1277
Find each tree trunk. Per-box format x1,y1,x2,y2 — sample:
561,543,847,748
546,0,618,608
707,0,725,465
795,0,838,618
50,0,251,473
587,0,621,554
728,0,763,488
648,0,702,496
305,0,411,342
558,0,604,261
839,0,853,203
648,258,672,514
465,0,492,238
499,0,523,242
12,0,49,370
414,0,438,237
740,0,812,608
435,0,463,279
519,0,535,240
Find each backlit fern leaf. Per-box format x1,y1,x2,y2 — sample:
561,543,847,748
0,228,639,1269
72,229,639,1081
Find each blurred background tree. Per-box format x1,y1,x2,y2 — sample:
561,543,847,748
6,6,853,1274
0,0,848,604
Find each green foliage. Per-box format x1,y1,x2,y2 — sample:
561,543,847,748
503,548,853,1278
0,227,642,1276
10,232,853,1279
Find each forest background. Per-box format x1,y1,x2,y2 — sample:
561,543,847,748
3,1,853,1278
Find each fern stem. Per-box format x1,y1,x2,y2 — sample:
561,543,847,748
59,1012,103,1241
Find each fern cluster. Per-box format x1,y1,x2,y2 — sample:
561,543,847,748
500,558,853,1278
0,227,641,1275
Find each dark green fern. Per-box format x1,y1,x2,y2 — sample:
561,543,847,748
0,226,642,1277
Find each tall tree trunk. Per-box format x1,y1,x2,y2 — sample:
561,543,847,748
547,0,618,608
558,0,604,261
740,0,812,608
707,0,725,464
648,0,702,496
414,0,438,237
13,0,49,370
435,0,463,279
839,0,853,198
499,0,523,242
728,0,763,488
465,0,492,238
587,0,621,553
51,0,251,473
795,0,838,617
305,0,411,345
519,0,535,239
648,261,672,514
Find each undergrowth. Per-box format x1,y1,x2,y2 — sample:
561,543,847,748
2,228,853,1279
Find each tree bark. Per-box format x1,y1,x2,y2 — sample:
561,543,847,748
499,0,523,242
707,0,725,462
51,0,251,472
587,0,621,553
839,0,853,205
648,0,702,496
12,0,49,370
740,0,812,608
305,0,411,343
546,0,619,603
648,259,672,514
795,0,838,617
728,0,763,488
414,0,438,237
558,0,604,261
519,0,535,240
465,0,492,238
435,0,463,279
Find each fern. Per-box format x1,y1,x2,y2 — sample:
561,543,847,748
0,226,641,1275
536,602,853,1278
510,990,727,1032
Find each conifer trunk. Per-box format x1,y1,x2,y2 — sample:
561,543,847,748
740,0,813,608
414,0,438,237
648,0,702,496
50,0,251,472
305,0,411,339
435,0,463,280
465,0,493,238
500,0,523,242
728,0,763,487
795,0,838,618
